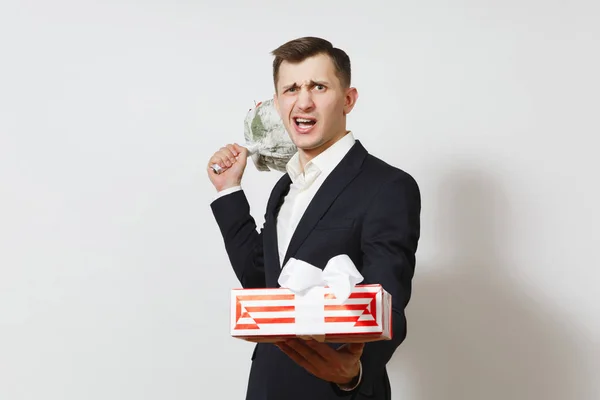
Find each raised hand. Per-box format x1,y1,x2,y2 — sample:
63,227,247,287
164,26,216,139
207,143,248,191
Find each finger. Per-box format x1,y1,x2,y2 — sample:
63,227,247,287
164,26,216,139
208,155,228,170
226,144,239,157
304,339,339,360
345,342,365,355
276,343,320,376
218,147,237,166
232,143,247,156
208,163,227,174
285,339,327,367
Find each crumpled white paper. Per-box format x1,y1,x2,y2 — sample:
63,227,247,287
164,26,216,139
277,255,364,338
243,99,297,172
211,99,297,174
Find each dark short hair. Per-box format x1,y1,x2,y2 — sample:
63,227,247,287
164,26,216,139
271,36,351,91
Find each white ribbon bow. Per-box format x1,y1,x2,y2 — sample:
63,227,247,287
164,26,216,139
277,255,364,339
278,254,364,302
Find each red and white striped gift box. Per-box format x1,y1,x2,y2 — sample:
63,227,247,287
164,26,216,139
230,284,392,343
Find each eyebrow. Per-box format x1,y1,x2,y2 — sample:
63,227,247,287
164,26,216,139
282,80,330,91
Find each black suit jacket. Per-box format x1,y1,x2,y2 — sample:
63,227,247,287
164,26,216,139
211,140,421,400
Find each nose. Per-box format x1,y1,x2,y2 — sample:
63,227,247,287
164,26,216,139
296,87,315,112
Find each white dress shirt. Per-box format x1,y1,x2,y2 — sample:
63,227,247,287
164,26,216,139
212,131,362,390
275,131,355,267
213,131,356,266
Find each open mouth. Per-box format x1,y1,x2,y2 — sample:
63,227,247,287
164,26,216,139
293,117,317,132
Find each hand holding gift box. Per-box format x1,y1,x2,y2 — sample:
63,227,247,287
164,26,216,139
230,255,392,343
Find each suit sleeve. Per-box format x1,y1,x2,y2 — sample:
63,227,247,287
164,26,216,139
210,189,266,289
333,172,421,396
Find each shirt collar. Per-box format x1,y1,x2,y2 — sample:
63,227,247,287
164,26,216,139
286,131,356,185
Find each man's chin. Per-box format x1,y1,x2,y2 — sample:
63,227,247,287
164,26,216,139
294,141,320,152
292,133,321,149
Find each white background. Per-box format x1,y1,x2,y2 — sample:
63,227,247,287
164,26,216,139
1,1,599,399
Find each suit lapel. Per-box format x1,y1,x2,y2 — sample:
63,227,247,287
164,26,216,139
280,141,368,270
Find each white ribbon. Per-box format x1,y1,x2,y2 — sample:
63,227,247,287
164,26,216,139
277,254,364,338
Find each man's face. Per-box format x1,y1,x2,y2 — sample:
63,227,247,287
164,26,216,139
273,53,358,159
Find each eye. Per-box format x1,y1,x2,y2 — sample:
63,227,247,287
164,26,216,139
315,84,325,91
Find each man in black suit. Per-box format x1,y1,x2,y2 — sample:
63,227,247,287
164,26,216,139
208,37,421,400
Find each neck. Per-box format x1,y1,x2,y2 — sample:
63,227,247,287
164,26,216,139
298,129,349,172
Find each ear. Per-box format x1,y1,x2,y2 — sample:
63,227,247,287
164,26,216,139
343,87,359,115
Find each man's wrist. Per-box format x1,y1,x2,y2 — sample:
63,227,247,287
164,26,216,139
215,182,241,192
212,185,242,202
337,360,362,391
